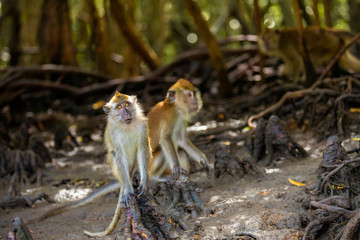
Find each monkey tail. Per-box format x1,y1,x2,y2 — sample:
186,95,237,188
339,50,360,73
84,190,123,237
26,181,120,225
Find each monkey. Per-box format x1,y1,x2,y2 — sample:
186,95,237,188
28,79,211,223
259,27,360,82
147,78,212,179
82,91,151,237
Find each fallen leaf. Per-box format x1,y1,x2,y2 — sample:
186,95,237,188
288,178,306,186
350,108,360,113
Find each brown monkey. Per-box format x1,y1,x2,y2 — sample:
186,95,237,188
147,78,211,179
259,27,360,82
83,91,151,237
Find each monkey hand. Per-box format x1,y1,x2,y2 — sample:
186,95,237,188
202,160,213,179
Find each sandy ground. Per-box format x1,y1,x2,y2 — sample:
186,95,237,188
1,129,354,240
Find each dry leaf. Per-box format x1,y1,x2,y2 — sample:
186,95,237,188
350,108,360,113
288,178,306,186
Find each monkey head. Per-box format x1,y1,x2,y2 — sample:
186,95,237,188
167,79,203,119
103,91,143,125
258,28,281,55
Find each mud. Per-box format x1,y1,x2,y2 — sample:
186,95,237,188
0,128,356,240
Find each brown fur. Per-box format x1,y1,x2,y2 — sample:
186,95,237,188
147,79,210,178
259,27,360,82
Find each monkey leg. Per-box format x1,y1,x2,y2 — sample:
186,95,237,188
83,190,123,237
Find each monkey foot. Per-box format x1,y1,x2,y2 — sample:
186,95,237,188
165,173,204,219
124,191,171,240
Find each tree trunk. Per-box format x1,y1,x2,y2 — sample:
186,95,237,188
86,0,115,76
110,0,161,71
122,0,141,77
348,0,360,33
37,0,77,65
298,0,313,26
322,0,332,27
182,0,232,97
313,0,321,27
230,1,254,34
0,0,21,66
253,0,264,82
293,0,316,85
278,0,296,27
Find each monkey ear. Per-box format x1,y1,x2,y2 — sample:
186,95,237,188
167,90,176,102
131,95,138,104
103,105,110,114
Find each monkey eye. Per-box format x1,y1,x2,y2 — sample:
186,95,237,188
184,91,192,97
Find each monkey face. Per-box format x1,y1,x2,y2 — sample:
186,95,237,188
166,79,203,119
104,91,140,125
183,90,200,112
115,101,133,124
259,28,281,54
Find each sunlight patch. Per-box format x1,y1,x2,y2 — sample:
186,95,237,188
264,168,281,174
210,195,220,203
54,188,92,202
224,198,244,204
187,119,245,133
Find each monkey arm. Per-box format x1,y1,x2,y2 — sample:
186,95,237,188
160,136,183,179
178,125,212,178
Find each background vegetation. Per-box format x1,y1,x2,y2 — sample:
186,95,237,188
0,0,358,77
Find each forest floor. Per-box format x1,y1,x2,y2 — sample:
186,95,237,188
0,119,358,240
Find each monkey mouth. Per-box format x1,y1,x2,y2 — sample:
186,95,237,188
124,118,132,124
190,105,199,112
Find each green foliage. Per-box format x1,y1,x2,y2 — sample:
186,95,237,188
0,0,354,71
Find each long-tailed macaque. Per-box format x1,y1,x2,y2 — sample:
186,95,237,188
259,27,360,82
28,79,211,224
83,91,151,237
147,78,211,179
